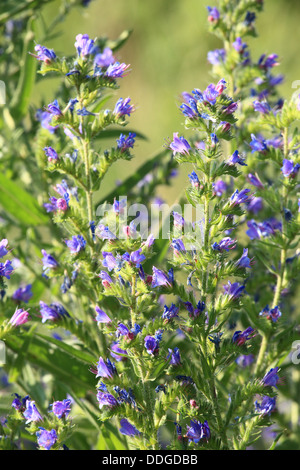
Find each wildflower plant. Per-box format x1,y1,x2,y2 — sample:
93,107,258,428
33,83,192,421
0,0,300,452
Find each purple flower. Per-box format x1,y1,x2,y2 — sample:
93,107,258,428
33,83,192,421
223,101,238,115
262,367,280,388
33,44,56,63
46,99,62,116
232,326,255,346
167,347,181,365
0,260,13,279
113,97,134,117
212,237,236,252
259,305,282,323
94,47,115,67
97,391,118,409
41,249,59,269
258,54,279,70
188,171,200,188
74,34,95,58
169,132,191,156
117,132,136,151
144,335,159,355
223,281,245,299
95,357,116,379
151,266,172,288
43,146,58,162
110,341,128,361
281,159,300,178
253,100,271,114
216,78,227,94
247,173,264,189
207,6,220,21
236,248,253,268
207,49,226,65
36,428,57,450
0,239,9,258
249,134,268,153
119,418,141,436
227,150,247,166
99,270,113,288
9,308,29,327
232,37,247,53
235,354,255,367
246,196,263,214
213,179,227,196
102,252,119,271
95,305,112,323
105,61,130,78
11,393,29,412
23,400,42,424
65,235,86,253
203,83,219,105
162,303,179,321
171,238,186,253
39,301,69,323
50,399,72,419
186,420,210,443
36,109,58,133
230,188,252,206
124,248,146,268
255,396,276,416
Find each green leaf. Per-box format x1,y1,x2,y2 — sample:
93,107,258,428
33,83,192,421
5,333,95,396
0,173,48,226
9,18,37,121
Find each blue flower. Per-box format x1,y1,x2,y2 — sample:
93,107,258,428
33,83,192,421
188,171,200,188
117,132,136,151
33,44,56,63
74,34,95,58
96,391,118,409
236,248,253,268
0,260,13,279
12,285,33,303
207,49,226,65
144,335,159,355
0,239,8,258
262,367,280,388
49,398,72,419
203,83,219,105
255,396,276,416
207,6,220,21
232,326,255,346
253,100,271,114
36,428,57,450
186,420,210,443
212,237,236,252
281,159,300,178
94,47,115,67
223,281,245,299
23,400,42,424
105,61,130,78
65,235,86,253
95,306,112,323
151,266,172,288
227,150,247,166
246,173,264,189
167,347,181,365
230,188,252,206
169,132,191,156
41,249,59,269
259,305,282,323
113,97,134,117
39,301,70,323
119,419,141,436
162,303,179,321
212,179,227,196
95,357,117,379
43,146,58,162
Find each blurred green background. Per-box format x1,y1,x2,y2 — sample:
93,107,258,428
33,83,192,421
34,0,300,203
